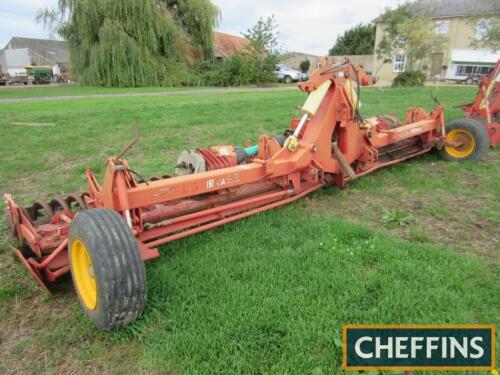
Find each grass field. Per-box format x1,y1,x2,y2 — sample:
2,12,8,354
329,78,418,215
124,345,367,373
0,83,293,100
0,85,198,99
0,85,498,374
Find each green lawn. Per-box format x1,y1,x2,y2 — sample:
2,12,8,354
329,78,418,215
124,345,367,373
0,85,196,99
0,86,498,374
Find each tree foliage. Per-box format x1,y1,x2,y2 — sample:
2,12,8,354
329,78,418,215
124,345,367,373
470,17,500,52
242,15,279,60
240,15,280,86
329,23,376,56
299,59,310,73
392,70,426,87
376,4,447,72
188,16,280,87
37,0,219,87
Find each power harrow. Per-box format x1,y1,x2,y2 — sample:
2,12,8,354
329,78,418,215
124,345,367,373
4,59,497,330
453,59,500,148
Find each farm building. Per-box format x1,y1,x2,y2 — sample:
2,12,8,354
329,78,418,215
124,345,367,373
213,32,250,60
0,37,69,76
373,0,500,84
0,33,247,76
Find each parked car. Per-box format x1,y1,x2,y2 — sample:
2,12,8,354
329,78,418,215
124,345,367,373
275,64,308,83
457,75,481,85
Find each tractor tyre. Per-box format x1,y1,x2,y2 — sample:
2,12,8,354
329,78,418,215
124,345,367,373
68,208,147,330
439,118,489,162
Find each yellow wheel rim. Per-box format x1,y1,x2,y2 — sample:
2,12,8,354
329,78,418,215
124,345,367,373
71,239,97,310
445,129,476,158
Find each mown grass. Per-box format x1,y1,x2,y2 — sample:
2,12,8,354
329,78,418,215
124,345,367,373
0,86,498,374
0,83,293,99
0,85,199,99
0,86,477,201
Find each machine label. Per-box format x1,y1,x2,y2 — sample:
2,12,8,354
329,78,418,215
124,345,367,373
206,173,241,190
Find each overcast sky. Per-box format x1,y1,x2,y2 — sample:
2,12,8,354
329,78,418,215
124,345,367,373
1,0,403,55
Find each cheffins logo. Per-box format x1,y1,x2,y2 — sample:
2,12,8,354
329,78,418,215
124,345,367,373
343,325,496,371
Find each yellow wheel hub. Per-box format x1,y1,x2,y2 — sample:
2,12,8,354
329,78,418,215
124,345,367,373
445,129,476,158
71,239,97,310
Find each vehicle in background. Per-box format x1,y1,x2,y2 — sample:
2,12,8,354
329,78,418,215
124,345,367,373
9,73,29,86
456,75,481,85
0,74,8,86
26,65,52,85
55,70,72,84
275,64,308,83
449,66,494,85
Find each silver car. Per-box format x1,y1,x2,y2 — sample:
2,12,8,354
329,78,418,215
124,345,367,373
275,64,308,83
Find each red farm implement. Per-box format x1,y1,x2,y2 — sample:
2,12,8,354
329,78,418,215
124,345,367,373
454,59,500,148
4,58,497,330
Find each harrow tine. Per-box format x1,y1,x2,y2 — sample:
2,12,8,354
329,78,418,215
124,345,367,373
4,207,17,237
11,246,52,295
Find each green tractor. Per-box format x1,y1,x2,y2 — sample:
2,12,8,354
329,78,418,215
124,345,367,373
25,65,53,85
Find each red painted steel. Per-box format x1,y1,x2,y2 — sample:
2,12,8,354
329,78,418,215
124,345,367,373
459,59,500,147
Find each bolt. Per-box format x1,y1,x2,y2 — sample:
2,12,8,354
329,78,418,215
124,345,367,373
312,146,318,152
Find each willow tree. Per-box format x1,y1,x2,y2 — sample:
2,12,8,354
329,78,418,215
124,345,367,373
37,0,219,86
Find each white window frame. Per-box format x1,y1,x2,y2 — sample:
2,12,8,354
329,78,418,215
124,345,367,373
455,64,493,78
435,21,449,35
393,53,406,73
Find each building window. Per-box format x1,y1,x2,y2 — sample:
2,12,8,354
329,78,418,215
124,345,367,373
455,64,493,77
435,21,449,35
393,54,406,73
476,19,491,40
395,35,406,44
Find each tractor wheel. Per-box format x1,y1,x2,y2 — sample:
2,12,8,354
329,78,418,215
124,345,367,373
439,118,489,162
68,208,147,330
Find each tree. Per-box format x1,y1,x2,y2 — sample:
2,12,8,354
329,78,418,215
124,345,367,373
299,59,310,73
376,4,447,72
470,18,500,52
36,0,219,87
241,15,280,86
329,23,375,56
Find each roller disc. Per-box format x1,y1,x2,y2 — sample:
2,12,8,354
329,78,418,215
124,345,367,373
66,194,88,212
49,197,71,213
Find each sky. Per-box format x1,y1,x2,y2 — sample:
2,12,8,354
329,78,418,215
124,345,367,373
1,0,403,55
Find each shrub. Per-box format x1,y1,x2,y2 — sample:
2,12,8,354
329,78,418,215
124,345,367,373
203,55,252,86
299,59,310,73
163,62,204,87
392,71,426,87
198,53,278,87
